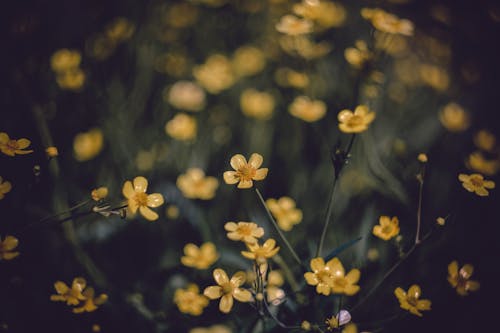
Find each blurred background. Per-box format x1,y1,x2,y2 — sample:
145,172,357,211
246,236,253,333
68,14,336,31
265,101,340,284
1,0,499,332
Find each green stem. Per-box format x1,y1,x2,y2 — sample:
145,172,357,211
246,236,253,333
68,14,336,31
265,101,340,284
415,164,426,244
316,176,338,258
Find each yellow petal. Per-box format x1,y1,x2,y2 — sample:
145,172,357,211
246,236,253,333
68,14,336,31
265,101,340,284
460,264,474,279
310,257,325,272
122,181,134,199
338,109,353,122
458,174,469,182
147,193,164,208
317,283,331,296
343,284,360,296
448,261,458,276
233,288,252,302
394,287,406,300
304,272,319,285
408,285,421,299
204,286,223,299
0,181,12,193
328,257,345,276
223,171,240,184
253,168,268,181
483,180,495,189
230,154,247,170
466,280,480,292
139,206,159,221
379,215,391,226
416,299,431,310
16,138,31,149
133,176,148,192
2,252,19,260
248,153,263,169
0,133,8,144
345,269,360,284
213,268,229,285
230,271,247,287
475,187,489,196
241,251,255,259
262,239,276,251
219,294,234,313
224,222,238,231
237,179,253,189
54,281,69,294
3,236,18,251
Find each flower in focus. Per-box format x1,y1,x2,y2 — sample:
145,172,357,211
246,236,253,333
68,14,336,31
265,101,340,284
224,221,264,244
193,54,235,94
394,285,431,316
293,0,346,29
361,8,414,36
73,287,108,313
203,269,252,313
458,173,495,196
0,132,34,156
344,40,372,69
223,153,268,189
372,216,400,241
0,177,12,200
474,130,496,152
177,168,219,200
174,284,209,316
337,105,375,133
232,46,266,77
240,89,275,120
165,81,206,112
304,257,360,296
288,96,326,122
50,49,82,73
181,242,219,269
45,146,59,157
241,239,280,264
275,15,313,36
439,102,470,132
165,113,197,141
0,235,19,260
189,325,232,333
266,196,302,231
73,128,104,161
91,187,109,201
50,277,87,306
122,176,164,221
447,261,480,296
466,152,500,176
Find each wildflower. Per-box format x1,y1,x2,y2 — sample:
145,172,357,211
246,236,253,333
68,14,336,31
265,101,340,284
45,146,59,157
189,324,232,333
177,168,219,200
92,324,101,332
417,153,428,163
436,217,446,226
240,89,275,120
0,235,19,260
165,113,197,141
266,196,303,231
344,40,372,69
0,132,34,156
181,242,219,269
419,64,449,91
223,153,268,189
50,49,82,73
438,102,469,132
372,216,400,241
275,67,309,89
193,54,235,94
165,81,206,112
293,1,346,28
104,17,135,42
266,270,285,304
232,46,266,77
342,323,358,333
326,316,339,330
279,36,331,60
73,287,108,313
122,176,164,221
241,239,280,264
361,8,414,36
458,173,495,196
73,128,104,161
56,68,86,90
0,177,12,200
275,15,313,36
91,187,109,201
466,152,500,176
50,277,87,306
289,96,326,122
447,261,480,296
394,284,431,316
337,105,375,133
474,130,496,152
301,321,312,331
174,284,209,316
305,257,360,296
203,269,252,313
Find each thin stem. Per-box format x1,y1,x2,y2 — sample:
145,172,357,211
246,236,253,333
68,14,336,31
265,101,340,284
415,165,426,244
255,188,303,266
316,176,338,258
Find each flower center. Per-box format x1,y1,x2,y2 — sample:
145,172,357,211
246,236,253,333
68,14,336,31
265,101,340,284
6,140,18,151
381,225,393,234
347,115,363,126
470,177,483,187
317,271,331,283
134,192,148,207
237,165,256,181
221,282,234,295
407,296,418,307
238,225,253,236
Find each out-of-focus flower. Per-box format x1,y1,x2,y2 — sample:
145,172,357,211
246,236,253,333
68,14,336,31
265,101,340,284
439,102,470,132
374,32,409,57
474,130,496,152
266,196,302,231
419,64,449,91
338,105,375,133
301,321,312,331
122,176,164,221
203,269,252,313
56,68,86,91
154,52,190,77
174,284,209,316
394,285,431,316
373,216,400,240
458,173,495,196
91,187,109,201
447,261,480,296
232,46,266,77
224,221,264,244
166,204,180,219
165,81,206,112
266,270,285,304
275,68,310,89
164,3,199,28
240,89,275,120
165,113,197,141
0,132,34,156
275,15,313,36
193,54,235,94
342,323,358,333
104,17,135,42
436,217,446,226
73,287,108,313
0,177,12,200
0,235,19,260
367,248,379,261
344,40,372,69
73,128,103,161
189,324,232,333
181,242,219,269
466,151,500,176
223,153,268,189
241,239,280,264
86,33,116,61
289,96,326,122
177,168,219,200
417,153,428,163
293,1,346,28
50,49,82,73
280,36,332,59
50,278,87,306
361,8,414,36
304,257,360,296
45,146,59,157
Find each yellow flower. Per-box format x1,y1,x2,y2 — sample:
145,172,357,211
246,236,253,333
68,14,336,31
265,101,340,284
279,36,332,60
0,132,34,156
0,235,19,260
0,177,12,200
232,46,266,77
338,105,375,133
165,81,206,112
372,216,400,241
361,8,414,36
241,239,280,264
266,197,303,231
224,221,264,244
193,54,235,94
275,67,309,89
344,40,372,69
466,151,500,176
104,17,135,42
275,15,313,36
447,261,480,296
203,269,253,313
91,187,109,201
240,89,275,120
181,242,219,269
438,102,470,132
288,96,326,122
266,270,285,304
394,285,431,316
73,128,104,161
223,153,268,189
50,49,82,73
417,153,428,163
293,1,346,28
165,113,197,141
122,176,164,221
56,68,85,90
325,316,339,330
458,173,495,196
73,287,108,313
174,284,209,316
436,217,446,226
342,323,358,333
474,130,496,152
165,3,199,28
304,257,360,296
176,168,219,200
301,321,312,331
45,146,59,157
50,277,87,306
189,324,232,333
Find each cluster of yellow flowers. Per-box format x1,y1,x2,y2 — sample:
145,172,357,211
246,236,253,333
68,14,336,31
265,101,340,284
50,277,108,313
304,257,361,296
0,132,33,156
50,49,85,90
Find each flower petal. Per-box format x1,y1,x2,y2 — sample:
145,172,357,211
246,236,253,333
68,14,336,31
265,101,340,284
304,272,318,285
122,181,134,198
408,285,421,299
219,294,234,313
0,133,8,144
230,154,247,171
133,176,148,192
54,281,69,294
233,288,253,302
213,268,229,285
3,236,18,251
253,168,268,181
230,271,247,287
204,286,223,299
416,300,431,310
310,257,325,272
448,261,458,276
460,264,474,279
224,222,237,231
345,269,360,284
147,193,164,208
394,287,406,300
223,171,239,184
139,206,159,221
337,109,353,122
248,153,263,169
328,257,345,276
16,138,31,149
237,179,253,189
